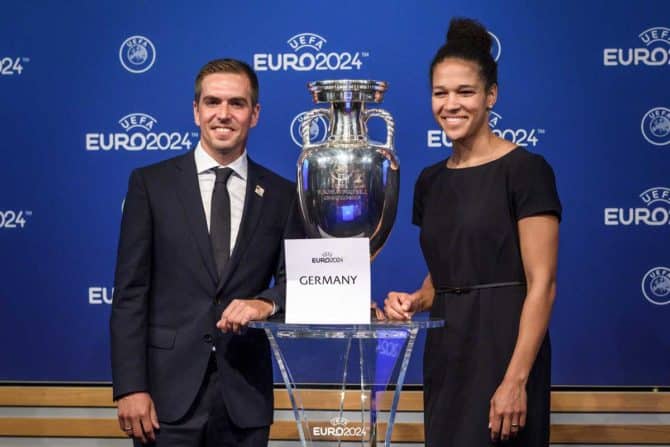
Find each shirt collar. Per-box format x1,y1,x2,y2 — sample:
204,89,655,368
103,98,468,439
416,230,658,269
194,142,248,181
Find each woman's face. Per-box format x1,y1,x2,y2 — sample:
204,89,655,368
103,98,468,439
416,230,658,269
431,58,496,144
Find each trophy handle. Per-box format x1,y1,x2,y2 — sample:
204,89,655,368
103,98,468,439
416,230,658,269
300,109,331,149
363,108,395,151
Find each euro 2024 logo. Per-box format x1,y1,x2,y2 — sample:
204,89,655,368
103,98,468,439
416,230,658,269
0,56,30,75
312,416,367,438
85,113,197,151
604,187,670,226
119,35,156,74
428,111,545,148
642,267,670,305
254,32,369,72
604,27,670,66
0,209,32,229
641,107,670,146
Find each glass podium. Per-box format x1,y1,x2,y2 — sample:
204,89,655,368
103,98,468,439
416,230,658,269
249,319,444,446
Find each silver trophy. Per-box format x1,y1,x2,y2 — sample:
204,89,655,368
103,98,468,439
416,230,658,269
297,80,399,259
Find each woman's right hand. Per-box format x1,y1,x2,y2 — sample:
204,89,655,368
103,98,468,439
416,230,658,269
384,291,421,320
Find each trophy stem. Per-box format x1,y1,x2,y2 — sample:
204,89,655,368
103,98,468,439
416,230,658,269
328,102,366,146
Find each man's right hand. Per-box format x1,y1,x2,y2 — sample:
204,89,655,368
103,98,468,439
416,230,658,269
116,391,160,443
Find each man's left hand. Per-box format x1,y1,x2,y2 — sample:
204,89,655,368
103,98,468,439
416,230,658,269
216,299,273,333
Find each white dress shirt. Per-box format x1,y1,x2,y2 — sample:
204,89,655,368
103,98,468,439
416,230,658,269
194,144,277,318
194,143,248,255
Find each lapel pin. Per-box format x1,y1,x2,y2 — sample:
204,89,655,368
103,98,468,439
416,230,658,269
255,185,265,197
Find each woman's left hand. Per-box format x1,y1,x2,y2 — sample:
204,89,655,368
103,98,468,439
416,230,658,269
488,378,527,442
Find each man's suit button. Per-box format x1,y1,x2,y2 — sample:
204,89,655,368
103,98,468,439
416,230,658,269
203,334,213,344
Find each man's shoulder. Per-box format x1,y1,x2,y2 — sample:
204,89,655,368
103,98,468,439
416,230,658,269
249,159,295,191
133,152,192,177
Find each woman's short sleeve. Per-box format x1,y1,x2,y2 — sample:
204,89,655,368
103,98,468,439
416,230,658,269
510,153,562,221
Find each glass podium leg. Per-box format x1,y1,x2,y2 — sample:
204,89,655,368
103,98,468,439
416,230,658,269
265,328,310,446
337,336,353,447
359,337,374,447
383,327,419,446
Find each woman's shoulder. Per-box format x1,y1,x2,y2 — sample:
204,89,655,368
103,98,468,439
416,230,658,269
419,158,447,178
506,146,550,164
415,158,447,189
504,146,555,174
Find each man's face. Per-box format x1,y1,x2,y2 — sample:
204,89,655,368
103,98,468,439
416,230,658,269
193,72,260,161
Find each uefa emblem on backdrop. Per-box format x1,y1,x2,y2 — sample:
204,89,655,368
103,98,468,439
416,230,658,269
642,267,670,305
641,107,670,146
119,35,156,74
290,111,328,147
488,31,502,62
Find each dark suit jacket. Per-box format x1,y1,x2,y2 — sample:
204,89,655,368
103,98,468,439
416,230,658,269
110,150,300,427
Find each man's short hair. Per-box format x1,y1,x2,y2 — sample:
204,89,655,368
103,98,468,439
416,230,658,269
194,58,259,105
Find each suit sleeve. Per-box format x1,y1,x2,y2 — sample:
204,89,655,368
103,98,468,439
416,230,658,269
256,189,304,313
109,169,152,400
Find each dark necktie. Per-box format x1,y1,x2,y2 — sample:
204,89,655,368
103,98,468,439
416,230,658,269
210,167,234,280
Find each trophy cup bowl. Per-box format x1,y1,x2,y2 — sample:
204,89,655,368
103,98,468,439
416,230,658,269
296,80,399,259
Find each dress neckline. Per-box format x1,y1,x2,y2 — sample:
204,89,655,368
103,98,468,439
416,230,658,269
444,146,521,171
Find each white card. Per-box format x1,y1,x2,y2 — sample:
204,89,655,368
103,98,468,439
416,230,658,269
285,238,371,324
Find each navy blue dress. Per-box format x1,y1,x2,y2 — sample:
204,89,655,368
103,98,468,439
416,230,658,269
413,147,561,446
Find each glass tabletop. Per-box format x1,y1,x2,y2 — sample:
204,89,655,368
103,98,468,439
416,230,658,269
249,318,444,339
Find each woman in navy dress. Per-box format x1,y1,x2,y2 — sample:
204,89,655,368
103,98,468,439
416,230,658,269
384,18,561,446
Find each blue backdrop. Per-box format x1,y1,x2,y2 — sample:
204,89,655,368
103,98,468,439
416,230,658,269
1,0,668,385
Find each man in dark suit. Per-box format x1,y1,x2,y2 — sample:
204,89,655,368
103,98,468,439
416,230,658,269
110,58,300,446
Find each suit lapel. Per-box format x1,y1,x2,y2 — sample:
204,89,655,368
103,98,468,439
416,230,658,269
174,151,218,287
216,158,266,293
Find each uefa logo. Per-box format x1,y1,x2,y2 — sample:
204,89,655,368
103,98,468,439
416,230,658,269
489,31,502,62
290,111,328,147
604,26,670,66
641,107,670,146
119,35,156,74
254,32,370,72
641,267,670,305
